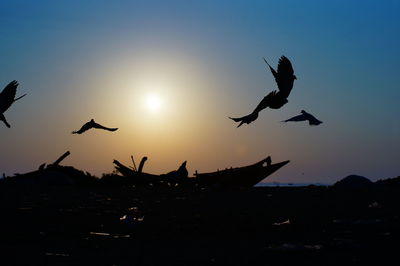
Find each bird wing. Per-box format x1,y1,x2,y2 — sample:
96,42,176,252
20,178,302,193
283,113,307,122
92,122,118,131
72,121,93,134
263,57,278,79
0,80,18,113
305,113,322,125
276,56,295,97
253,90,276,113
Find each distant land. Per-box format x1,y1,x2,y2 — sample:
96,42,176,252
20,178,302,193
258,182,329,187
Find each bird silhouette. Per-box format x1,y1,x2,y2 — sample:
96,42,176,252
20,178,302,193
230,56,296,127
282,110,323,125
72,119,118,134
0,80,27,128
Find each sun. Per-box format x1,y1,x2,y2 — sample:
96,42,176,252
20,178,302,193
145,93,162,112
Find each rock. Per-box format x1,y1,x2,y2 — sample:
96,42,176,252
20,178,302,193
333,175,373,189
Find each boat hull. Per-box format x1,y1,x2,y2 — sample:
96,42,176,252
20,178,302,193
195,158,290,187
113,157,290,187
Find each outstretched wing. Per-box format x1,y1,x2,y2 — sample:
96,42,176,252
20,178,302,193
276,56,295,97
253,90,276,114
277,56,294,76
263,57,278,79
92,122,118,132
72,121,93,134
0,80,18,113
282,113,307,122
263,56,295,97
305,113,323,125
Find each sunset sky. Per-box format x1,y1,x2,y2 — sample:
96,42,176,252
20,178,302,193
1,0,399,183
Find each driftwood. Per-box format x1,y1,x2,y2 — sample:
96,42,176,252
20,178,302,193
52,151,71,166
138,157,147,173
130,156,137,171
113,159,136,176
38,163,46,170
37,151,71,170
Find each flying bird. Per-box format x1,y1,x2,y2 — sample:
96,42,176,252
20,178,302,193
282,110,323,125
230,56,296,127
72,119,118,134
0,80,27,128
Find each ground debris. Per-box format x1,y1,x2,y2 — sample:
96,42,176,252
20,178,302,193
273,219,290,226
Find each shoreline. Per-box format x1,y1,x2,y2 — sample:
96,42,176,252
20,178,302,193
0,183,399,265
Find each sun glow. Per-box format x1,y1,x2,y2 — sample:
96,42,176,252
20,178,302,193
145,93,162,112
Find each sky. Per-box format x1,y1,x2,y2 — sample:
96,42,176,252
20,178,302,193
0,0,399,183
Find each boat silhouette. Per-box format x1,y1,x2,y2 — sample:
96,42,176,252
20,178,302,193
113,156,289,187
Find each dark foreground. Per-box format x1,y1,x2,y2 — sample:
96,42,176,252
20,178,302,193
0,184,399,265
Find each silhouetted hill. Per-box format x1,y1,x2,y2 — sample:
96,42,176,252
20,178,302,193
1,165,97,187
333,175,373,189
375,176,400,187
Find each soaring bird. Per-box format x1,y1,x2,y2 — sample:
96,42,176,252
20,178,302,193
0,80,27,128
72,119,118,134
282,110,323,125
230,56,296,127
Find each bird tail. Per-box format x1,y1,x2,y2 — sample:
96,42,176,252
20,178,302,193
229,112,259,128
228,117,246,128
237,121,245,128
14,94,27,102
229,116,242,122
71,131,79,134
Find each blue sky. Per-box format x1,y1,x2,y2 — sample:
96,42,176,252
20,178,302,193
1,0,399,183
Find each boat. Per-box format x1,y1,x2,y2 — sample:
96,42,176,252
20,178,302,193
113,156,290,187
194,157,290,187
113,159,164,184
1,152,289,188
112,159,189,185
